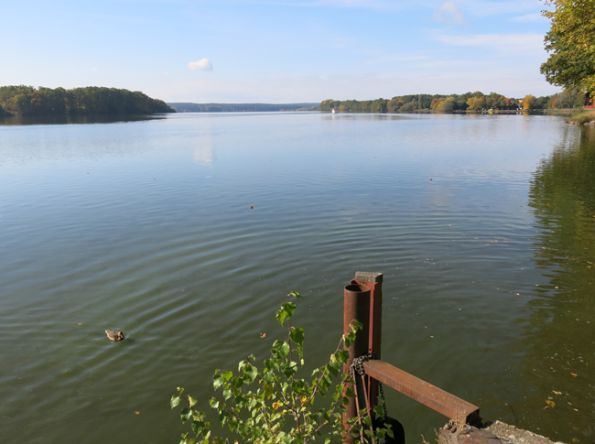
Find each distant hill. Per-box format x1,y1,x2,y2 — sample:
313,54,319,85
169,102,319,112
0,86,174,118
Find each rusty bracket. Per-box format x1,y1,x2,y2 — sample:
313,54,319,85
363,359,480,426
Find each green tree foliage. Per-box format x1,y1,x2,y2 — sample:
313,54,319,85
540,0,595,100
0,85,173,117
485,92,513,109
370,98,387,113
171,292,393,444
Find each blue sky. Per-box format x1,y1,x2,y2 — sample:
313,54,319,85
1,0,558,102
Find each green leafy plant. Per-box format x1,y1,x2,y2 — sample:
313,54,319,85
171,291,392,443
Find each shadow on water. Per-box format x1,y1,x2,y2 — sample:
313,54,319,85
0,114,166,126
521,127,595,442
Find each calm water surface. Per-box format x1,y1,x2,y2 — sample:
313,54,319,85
0,113,593,443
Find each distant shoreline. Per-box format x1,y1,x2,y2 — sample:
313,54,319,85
168,102,319,112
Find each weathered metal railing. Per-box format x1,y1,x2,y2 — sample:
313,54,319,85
343,272,480,443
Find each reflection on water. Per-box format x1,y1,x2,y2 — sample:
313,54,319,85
327,113,409,121
522,127,595,442
192,131,215,167
0,114,165,126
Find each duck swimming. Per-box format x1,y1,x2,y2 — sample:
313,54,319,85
105,329,125,342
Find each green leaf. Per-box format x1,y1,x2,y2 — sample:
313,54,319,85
289,326,304,346
209,398,220,410
213,374,223,390
276,301,296,326
179,432,193,444
180,407,192,422
336,350,349,363
284,361,298,377
171,394,181,409
188,395,197,408
239,360,258,383
280,341,290,357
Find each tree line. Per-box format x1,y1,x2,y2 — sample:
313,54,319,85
0,85,173,118
320,88,586,114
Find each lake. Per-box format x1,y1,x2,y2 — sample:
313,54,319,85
0,113,593,443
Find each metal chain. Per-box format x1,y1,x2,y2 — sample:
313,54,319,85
351,353,372,376
378,380,388,421
350,354,389,422
350,356,378,444
349,365,366,443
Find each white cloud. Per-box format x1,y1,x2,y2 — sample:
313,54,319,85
188,58,213,71
434,1,465,24
436,33,544,53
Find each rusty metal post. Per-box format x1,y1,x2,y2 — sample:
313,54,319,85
343,281,370,444
354,271,383,408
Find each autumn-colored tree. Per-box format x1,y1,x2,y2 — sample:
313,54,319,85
466,95,486,111
431,96,456,113
522,95,537,111
386,97,401,113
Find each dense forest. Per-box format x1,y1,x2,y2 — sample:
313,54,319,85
169,102,319,112
320,88,586,114
0,86,173,117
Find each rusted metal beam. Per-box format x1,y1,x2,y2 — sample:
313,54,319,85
363,359,480,425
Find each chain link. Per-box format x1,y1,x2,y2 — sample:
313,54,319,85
351,353,372,376
378,380,387,420
350,354,389,421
